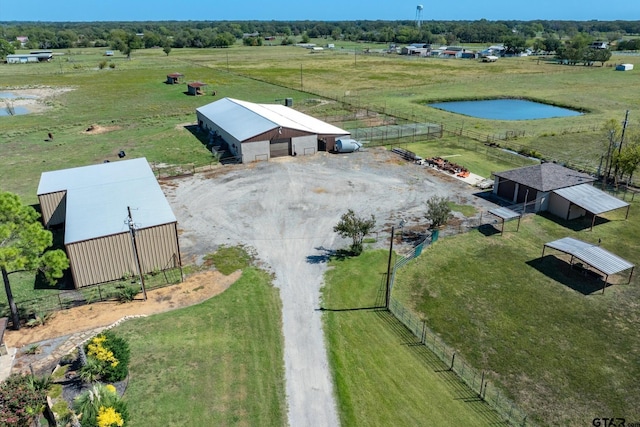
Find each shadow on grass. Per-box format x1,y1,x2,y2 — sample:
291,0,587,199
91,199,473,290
526,255,605,295
538,211,610,231
373,309,508,425
478,224,502,237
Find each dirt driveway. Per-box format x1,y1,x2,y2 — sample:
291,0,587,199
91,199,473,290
163,148,497,427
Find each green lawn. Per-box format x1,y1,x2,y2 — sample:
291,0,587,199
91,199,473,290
113,266,286,427
322,250,505,426
392,205,640,425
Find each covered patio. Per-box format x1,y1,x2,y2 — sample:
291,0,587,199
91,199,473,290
542,237,634,293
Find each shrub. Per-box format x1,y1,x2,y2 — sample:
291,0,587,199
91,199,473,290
98,60,107,69
74,384,129,427
425,196,452,229
109,63,116,69
0,374,48,426
84,331,130,382
117,285,138,303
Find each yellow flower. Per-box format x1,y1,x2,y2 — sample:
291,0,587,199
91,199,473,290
97,406,124,427
105,384,117,394
87,334,119,367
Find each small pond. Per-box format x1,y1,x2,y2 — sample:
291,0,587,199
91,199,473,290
0,106,30,116
428,99,583,120
0,91,37,116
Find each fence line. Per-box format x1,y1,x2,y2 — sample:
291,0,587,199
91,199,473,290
5,267,183,324
386,229,531,426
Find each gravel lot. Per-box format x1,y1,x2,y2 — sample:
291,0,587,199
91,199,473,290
163,148,498,427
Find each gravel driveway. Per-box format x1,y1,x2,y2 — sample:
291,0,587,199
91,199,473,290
163,149,497,427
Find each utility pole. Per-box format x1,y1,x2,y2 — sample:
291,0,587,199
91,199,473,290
385,226,395,309
127,206,147,301
300,64,303,91
613,110,630,181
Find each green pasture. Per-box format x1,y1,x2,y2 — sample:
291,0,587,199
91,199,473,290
322,250,504,426
1,46,638,201
114,266,286,427
392,203,640,425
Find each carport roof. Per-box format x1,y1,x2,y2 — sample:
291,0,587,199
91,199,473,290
552,183,629,215
494,163,594,192
544,237,634,276
196,97,349,142
38,158,176,244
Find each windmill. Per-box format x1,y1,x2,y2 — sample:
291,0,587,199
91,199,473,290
415,4,424,28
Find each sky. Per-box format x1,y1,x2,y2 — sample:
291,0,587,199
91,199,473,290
1,0,639,22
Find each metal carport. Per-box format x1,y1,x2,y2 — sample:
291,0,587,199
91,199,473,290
552,184,630,230
488,206,521,235
542,237,634,293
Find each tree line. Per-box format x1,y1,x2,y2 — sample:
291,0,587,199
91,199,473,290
1,19,640,51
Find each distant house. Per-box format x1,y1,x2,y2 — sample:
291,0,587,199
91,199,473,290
589,41,608,49
166,72,184,84
401,46,430,56
242,32,259,38
16,36,28,47
187,81,207,96
104,50,114,56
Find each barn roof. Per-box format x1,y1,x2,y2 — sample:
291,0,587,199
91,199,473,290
196,97,349,142
37,158,176,244
494,163,595,192
552,183,629,215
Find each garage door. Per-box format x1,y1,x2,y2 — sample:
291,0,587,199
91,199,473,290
270,139,290,158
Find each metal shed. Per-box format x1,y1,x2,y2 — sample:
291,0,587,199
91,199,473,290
37,158,181,288
195,97,350,162
542,237,634,293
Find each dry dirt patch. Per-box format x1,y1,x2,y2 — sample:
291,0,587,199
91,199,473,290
5,269,241,348
1,86,74,114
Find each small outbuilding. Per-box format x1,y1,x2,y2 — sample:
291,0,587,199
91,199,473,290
616,64,634,71
166,72,184,84
187,81,207,95
37,158,182,289
196,97,350,162
493,163,630,229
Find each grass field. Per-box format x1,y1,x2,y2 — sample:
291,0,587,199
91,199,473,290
113,261,287,426
322,250,505,426
2,44,639,426
392,205,640,425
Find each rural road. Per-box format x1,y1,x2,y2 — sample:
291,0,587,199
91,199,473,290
164,149,495,426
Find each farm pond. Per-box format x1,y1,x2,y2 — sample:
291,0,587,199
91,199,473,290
428,98,583,120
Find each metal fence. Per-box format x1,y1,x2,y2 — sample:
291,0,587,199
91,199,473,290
5,267,183,323
387,230,532,426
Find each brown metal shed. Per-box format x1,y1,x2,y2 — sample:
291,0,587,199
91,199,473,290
37,158,181,288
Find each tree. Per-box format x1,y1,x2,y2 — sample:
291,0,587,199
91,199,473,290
162,40,172,56
333,209,376,255
614,137,640,184
502,35,528,54
0,192,69,330
0,39,15,59
425,196,452,229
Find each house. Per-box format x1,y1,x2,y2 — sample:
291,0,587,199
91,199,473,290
493,162,629,228
37,158,181,288
16,36,28,47
195,97,350,162
187,81,207,95
401,46,430,56
589,41,609,49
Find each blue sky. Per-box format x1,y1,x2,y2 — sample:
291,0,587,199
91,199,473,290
1,0,638,22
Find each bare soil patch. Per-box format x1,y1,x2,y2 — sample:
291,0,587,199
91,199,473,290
83,124,122,134
0,86,74,114
5,270,241,348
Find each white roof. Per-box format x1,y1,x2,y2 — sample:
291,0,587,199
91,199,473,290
544,237,634,276
196,97,349,142
37,158,176,244
553,184,629,215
